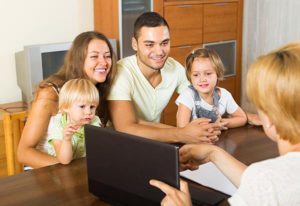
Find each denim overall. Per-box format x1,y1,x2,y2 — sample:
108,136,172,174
188,85,220,123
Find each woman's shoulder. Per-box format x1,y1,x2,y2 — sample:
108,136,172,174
31,86,59,115
34,85,59,102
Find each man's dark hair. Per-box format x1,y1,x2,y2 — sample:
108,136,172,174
133,12,169,39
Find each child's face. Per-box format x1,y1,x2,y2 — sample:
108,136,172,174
65,101,97,126
190,58,218,95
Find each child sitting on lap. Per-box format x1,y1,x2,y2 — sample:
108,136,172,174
46,78,101,164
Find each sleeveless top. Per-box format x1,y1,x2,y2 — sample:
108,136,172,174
188,85,220,123
35,82,61,153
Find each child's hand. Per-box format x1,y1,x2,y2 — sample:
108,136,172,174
215,116,228,130
63,124,81,141
219,119,229,130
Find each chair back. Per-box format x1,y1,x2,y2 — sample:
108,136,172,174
3,110,28,175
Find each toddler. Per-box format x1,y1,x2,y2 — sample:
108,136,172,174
46,79,101,164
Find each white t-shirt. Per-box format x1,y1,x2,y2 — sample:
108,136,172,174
228,152,300,206
175,87,238,120
107,55,190,122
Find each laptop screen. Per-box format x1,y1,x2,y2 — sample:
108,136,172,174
85,125,180,205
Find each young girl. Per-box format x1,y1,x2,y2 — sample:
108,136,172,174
44,79,101,164
176,48,247,128
150,42,300,205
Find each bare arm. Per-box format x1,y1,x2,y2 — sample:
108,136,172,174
180,144,247,187
51,124,80,164
221,107,247,128
138,119,174,129
17,88,59,168
246,112,262,126
176,103,192,128
109,100,221,144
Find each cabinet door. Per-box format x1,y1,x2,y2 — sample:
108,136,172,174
203,2,238,43
164,4,203,46
170,45,199,66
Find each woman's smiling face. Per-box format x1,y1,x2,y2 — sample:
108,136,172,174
83,39,112,84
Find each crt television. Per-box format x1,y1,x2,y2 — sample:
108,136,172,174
15,42,71,106
15,39,117,106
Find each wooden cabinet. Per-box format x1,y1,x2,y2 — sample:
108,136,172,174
203,2,238,43
164,4,203,46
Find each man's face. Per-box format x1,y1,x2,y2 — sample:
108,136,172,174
132,26,170,71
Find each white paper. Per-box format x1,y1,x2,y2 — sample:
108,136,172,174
180,162,237,196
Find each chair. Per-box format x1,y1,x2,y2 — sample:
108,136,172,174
3,110,28,176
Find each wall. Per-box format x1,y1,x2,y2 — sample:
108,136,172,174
0,0,93,104
241,0,300,111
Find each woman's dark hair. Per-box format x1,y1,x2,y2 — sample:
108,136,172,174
38,31,117,125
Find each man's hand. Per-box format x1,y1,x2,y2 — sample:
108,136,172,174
178,118,222,144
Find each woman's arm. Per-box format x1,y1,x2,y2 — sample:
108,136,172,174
150,144,247,206
17,87,59,168
221,107,247,128
180,144,247,187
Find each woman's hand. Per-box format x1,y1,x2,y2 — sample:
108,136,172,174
179,144,217,171
149,179,192,206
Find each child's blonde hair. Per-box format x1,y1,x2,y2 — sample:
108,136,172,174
59,79,99,112
185,48,225,81
246,42,300,144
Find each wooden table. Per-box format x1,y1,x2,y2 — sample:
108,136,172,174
0,125,278,206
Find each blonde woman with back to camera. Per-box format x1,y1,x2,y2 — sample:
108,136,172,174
150,42,300,205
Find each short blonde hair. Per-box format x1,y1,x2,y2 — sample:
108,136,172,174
246,42,300,144
185,48,225,81
59,79,99,112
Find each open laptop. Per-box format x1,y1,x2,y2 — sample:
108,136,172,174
85,125,227,205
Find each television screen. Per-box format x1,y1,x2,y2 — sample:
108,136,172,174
41,50,67,79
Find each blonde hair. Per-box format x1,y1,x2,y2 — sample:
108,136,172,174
59,79,99,112
246,42,300,144
185,48,225,81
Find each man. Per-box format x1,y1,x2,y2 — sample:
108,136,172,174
107,12,221,143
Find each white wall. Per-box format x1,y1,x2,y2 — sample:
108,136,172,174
0,0,94,104
241,0,300,111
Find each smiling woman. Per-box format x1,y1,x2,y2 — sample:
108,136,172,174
17,31,117,169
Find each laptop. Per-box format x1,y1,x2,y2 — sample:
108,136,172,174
85,125,227,206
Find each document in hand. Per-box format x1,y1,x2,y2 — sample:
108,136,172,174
180,162,237,196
